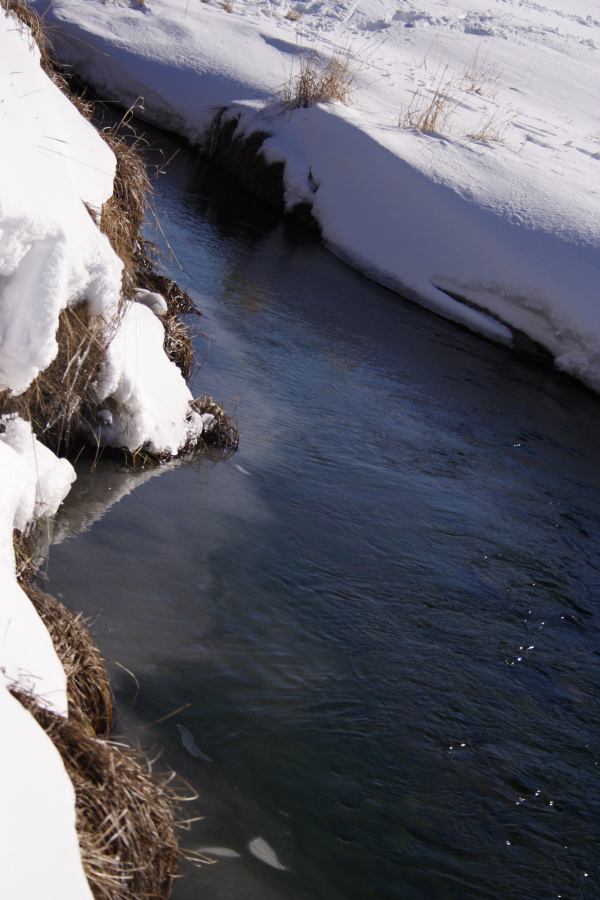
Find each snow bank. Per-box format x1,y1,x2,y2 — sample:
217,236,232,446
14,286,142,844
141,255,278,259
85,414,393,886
0,414,90,896
0,416,74,710
0,10,121,394
0,680,93,899
248,101,600,384
34,0,600,389
1,7,202,455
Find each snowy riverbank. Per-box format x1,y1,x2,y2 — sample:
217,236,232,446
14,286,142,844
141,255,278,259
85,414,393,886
30,0,600,390
0,5,209,893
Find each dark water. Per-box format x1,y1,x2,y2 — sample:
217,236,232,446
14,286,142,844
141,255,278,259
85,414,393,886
44,131,600,900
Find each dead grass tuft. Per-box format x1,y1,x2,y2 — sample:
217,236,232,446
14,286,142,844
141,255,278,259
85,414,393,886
24,585,113,736
134,240,200,379
13,521,48,585
399,67,459,134
100,131,151,301
134,242,199,316
0,306,110,456
194,395,239,451
281,47,354,108
163,314,195,379
461,48,500,96
467,110,510,143
285,8,302,21
12,689,180,900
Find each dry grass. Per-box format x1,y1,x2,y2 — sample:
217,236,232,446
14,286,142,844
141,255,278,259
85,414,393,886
12,689,180,900
134,243,198,317
101,130,151,301
467,110,509,143
285,8,302,21
193,395,239,451
461,48,500,96
0,306,110,456
24,585,113,736
281,47,354,108
13,521,47,585
222,0,234,11
399,67,459,133
162,314,195,379
134,240,201,379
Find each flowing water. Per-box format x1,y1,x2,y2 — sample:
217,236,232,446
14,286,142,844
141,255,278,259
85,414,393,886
44,130,600,900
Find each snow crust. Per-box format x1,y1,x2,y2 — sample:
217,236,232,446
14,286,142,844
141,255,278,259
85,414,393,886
34,0,600,388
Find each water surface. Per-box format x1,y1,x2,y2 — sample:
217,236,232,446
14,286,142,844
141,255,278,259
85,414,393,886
45,131,600,900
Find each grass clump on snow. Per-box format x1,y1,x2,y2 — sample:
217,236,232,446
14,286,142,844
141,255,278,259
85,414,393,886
461,48,500,96
281,47,354,108
399,56,511,144
399,67,459,134
467,110,510,143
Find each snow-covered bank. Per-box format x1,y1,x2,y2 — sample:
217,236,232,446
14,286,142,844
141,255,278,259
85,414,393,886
1,4,205,453
0,4,210,893
32,0,600,389
0,416,90,897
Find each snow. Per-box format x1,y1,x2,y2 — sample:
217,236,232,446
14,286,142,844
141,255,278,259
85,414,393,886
0,6,203,458
134,287,169,316
0,680,93,900
96,299,202,454
0,417,74,711
0,415,88,897
0,12,121,394
33,0,600,389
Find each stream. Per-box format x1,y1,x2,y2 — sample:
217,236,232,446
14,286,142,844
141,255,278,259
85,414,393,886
44,128,600,900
